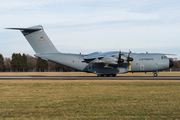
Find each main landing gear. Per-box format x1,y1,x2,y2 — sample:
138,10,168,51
97,74,116,77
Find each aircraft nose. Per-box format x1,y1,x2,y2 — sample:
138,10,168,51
169,59,174,68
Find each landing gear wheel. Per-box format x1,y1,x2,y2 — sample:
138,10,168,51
154,73,157,77
106,75,110,77
112,74,116,77
97,74,116,77
97,75,104,77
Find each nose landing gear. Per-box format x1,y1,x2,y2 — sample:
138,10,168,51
153,72,158,77
153,73,157,77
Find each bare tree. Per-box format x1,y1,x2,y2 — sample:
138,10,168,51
0,54,5,72
4,57,11,72
48,61,56,72
26,54,37,72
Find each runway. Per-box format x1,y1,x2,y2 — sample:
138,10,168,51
0,76,180,80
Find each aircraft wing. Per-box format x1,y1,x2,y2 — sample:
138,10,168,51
83,51,119,64
86,52,101,56
84,51,118,59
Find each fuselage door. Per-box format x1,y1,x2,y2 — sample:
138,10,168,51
140,64,144,70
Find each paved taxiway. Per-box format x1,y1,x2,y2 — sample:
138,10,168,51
0,76,180,80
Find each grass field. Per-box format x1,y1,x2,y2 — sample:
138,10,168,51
1,78,180,119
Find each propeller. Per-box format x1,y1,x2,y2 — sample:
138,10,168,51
118,50,124,66
127,50,133,61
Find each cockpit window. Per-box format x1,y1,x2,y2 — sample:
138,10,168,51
161,56,167,59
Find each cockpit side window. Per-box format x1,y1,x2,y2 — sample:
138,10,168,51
161,56,167,59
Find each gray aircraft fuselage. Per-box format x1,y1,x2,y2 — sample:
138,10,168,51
35,51,173,76
7,25,174,77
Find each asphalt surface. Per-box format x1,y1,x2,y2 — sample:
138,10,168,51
0,76,180,80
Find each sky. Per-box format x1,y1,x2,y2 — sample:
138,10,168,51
0,0,180,59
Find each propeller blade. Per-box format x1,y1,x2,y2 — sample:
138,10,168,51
128,50,131,57
118,50,124,66
127,50,133,61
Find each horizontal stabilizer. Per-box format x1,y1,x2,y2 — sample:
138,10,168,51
6,28,41,31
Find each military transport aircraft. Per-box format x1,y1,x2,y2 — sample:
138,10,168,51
7,25,174,77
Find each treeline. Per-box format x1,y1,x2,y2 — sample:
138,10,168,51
0,53,77,72
169,59,180,71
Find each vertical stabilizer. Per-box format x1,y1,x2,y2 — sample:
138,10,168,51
7,25,58,54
